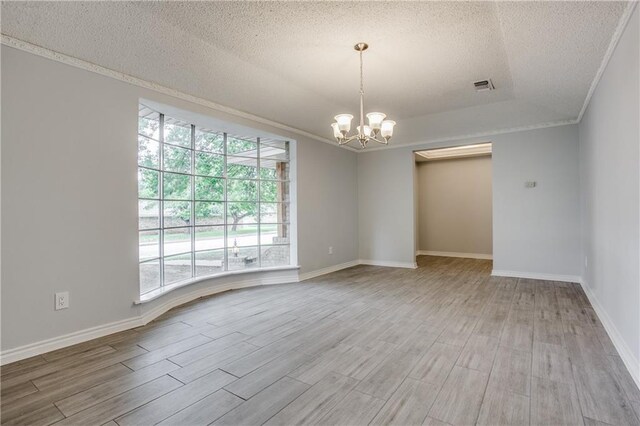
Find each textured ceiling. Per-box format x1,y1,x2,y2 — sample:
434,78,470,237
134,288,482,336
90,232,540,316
0,1,631,146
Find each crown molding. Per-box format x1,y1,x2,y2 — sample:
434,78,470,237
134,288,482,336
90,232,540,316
578,1,638,121
357,118,579,153
4,0,635,159
0,35,359,153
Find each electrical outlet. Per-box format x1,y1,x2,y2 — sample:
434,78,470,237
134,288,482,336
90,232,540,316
328,246,333,255
525,181,537,188
55,292,69,310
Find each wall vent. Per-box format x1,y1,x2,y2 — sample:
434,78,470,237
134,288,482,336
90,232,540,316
474,79,495,92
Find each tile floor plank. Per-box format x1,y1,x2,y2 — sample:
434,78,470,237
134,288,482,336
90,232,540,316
116,369,237,426
531,376,584,426
213,377,309,426
371,378,440,426
1,257,638,426
428,366,489,425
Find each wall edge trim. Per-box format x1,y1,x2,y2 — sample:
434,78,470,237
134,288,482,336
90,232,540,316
491,269,581,283
359,259,418,269
0,34,358,153
417,250,493,260
580,279,640,391
354,119,578,152
577,1,638,121
1,35,585,155
298,260,360,281
0,271,299,365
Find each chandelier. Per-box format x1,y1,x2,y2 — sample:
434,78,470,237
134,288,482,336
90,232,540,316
331,42,396,149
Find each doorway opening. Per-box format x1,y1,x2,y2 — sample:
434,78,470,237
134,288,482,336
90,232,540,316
413,143,493,266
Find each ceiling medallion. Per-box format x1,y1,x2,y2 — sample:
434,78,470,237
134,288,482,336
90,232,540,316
332,42,396,149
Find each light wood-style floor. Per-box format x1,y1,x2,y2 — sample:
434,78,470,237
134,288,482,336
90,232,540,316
2,256,640,426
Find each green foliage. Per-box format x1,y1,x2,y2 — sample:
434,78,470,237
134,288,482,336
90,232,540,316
138,114,286,229
195,152,224,176
227,137,256,156
195,130,223,153
164,122,191,147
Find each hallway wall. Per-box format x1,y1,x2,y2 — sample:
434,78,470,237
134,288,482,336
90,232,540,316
416,156,492,257
358,125,581,278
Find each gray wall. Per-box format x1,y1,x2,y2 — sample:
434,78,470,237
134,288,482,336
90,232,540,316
416,156,492,255
1,46,359,351
358,148,416,265
359,125,581,277
492,125,581,277
579,6,639,364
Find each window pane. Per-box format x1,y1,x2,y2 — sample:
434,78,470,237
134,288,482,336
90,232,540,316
260,224,289,245
164,120,191,147
163,172,191,200
227,202,258,225
260,180,289,203
195,176,224,200
260,203,290,224
164,201,191,227
164,227,191,256
139,200,160,230
227,225,258,247
139,230,159,261
260,160,289,180
140,258,161,294
195,152,224,177
138,168,159,199
138,108,160,140
260,140,289,161
195,226,225,251
163,145,191,174
138,107,293,294
227,179,257,201
227,156,258,179
164,253,192,284
195,201,224,225
196,250,224,277
227,136,257,156
227,246,258,271
195,129,223,153
260,245,290,267
138,136,159,169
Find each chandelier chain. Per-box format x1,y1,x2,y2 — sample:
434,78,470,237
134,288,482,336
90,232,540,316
359,49,364,96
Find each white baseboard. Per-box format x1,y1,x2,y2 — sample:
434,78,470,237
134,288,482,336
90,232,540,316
298,260,360,281
0,316,144,366
491,269,581,283
0,270,299,366
359,259,418,269
580,279,640,390
417,250,493,260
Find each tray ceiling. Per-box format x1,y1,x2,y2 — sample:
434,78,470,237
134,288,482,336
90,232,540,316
0,1,632,146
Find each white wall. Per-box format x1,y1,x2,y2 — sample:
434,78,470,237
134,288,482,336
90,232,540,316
416,156,493,256
358,125,581,278
579,6,639,368
1,46,359,353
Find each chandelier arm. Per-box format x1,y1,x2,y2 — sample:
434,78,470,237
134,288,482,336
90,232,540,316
369,136,389,145
337,134,360,146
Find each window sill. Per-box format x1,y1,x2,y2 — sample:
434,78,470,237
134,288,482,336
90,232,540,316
135,265,301,304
